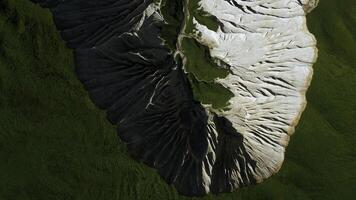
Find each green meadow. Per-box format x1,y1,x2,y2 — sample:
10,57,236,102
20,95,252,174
0,0,355,199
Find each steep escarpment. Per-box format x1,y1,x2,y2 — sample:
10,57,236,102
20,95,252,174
30,0,318,196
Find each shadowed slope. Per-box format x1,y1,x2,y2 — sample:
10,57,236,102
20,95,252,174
1,0,356,199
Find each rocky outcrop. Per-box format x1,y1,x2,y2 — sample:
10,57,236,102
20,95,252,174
31,0,317,196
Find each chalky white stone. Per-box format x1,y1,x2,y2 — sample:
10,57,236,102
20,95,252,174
190,0,318,183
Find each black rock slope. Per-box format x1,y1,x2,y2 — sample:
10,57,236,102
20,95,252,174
32,0,153,48
30,0,258,196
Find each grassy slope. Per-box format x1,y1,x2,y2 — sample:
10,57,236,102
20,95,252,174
162,0,234,109
183,0,235,110
0,0,355,199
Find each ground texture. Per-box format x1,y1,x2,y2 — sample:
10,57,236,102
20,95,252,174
0,0,355,199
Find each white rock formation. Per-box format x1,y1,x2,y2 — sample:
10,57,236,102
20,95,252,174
191,0,318,183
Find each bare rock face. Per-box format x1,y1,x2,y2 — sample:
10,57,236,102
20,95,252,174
31,0,318,196
301,0,319,13
190,0,318,189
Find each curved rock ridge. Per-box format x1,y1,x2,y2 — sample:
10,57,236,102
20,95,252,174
31,0,318,196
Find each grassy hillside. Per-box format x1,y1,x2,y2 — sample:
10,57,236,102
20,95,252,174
0,0,355,199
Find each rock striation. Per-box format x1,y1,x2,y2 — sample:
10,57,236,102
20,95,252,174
31,0,318,196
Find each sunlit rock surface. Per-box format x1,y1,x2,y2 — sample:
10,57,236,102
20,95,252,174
31,0,318,196
190,0,318,188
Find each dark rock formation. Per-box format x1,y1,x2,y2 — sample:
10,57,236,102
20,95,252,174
30,0,317,196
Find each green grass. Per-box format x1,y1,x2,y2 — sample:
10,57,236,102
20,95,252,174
185,0,219,32
0,0,355,199
160,0,184,51
181,0,234,109
181,38,233,109
161,0,233,109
